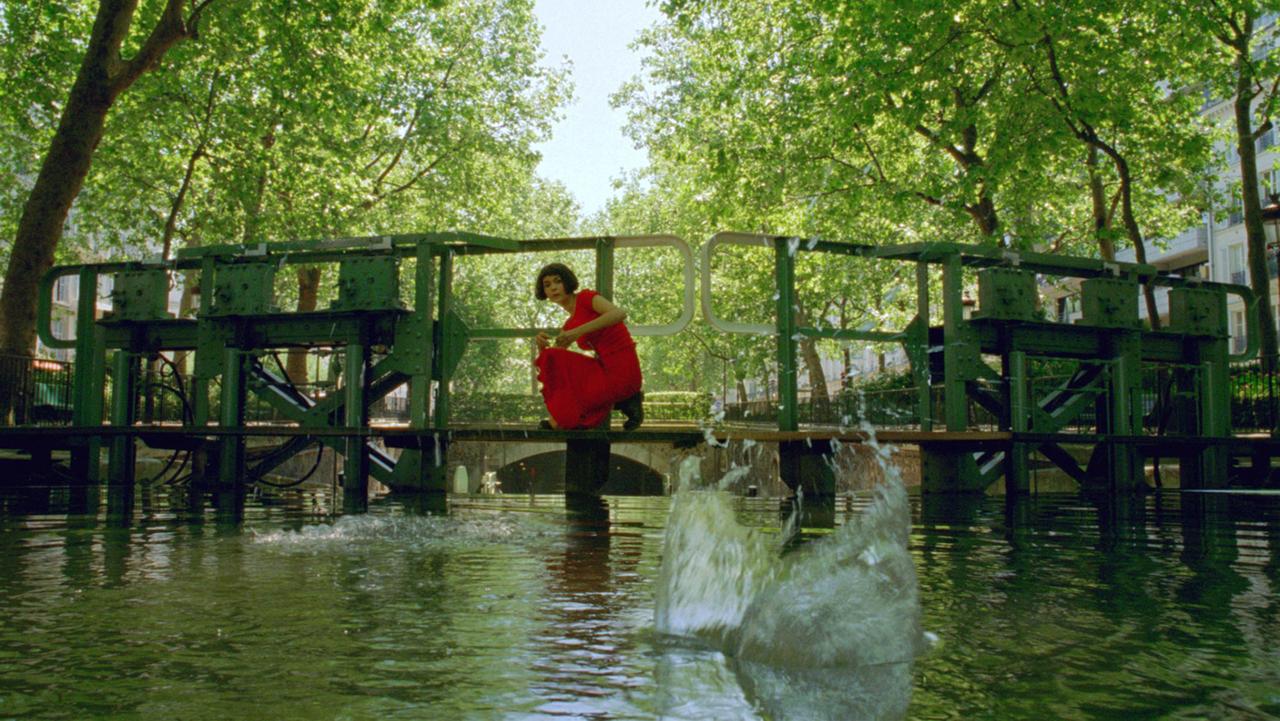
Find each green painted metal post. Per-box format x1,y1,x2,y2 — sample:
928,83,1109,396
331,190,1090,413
941,253,967,432
915,260,932,432
434,249,454,429
192,256,217,427
106,349,138,487
1105,334,1144,493
1006,350,1030,494
410,242,434,426
1193,343,1230,489
71,267,104,482
774,237,798,431
392,240,444,492
595,237,615,300
1198,288,1230,486
343,342,369,508
218,346,245,487
188,257,217,483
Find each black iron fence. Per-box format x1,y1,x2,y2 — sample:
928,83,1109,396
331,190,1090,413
1228,355,1280,433
0,353,74,427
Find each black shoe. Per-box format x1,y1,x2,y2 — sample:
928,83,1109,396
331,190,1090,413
538,419,554,430
616,391,644,431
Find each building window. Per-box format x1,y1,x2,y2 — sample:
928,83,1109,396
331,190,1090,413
1258,128,1278,155
53,276,73,304
1229,244,1247,285
1232,309,1247,353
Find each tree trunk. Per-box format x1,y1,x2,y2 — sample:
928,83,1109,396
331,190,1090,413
0,0,205,423
0,73,113,357
969,194,1000,240
1234,60,1280,373
1087,145,1117,261
1100,145,1162,330
286,266,321,384
795,307,831,420
0,0,200,358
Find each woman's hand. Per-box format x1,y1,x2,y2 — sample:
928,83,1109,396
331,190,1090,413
553,329,580,348
535,332,551,350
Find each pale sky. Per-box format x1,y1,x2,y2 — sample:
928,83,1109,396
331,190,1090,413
532,0,662,217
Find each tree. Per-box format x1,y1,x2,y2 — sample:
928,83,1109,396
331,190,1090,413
1009,0,1213,328
1182,0,1280,370
0,0,218,363
6,0,570,393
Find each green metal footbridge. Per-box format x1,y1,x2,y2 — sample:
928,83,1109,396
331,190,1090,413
0,231,1268,506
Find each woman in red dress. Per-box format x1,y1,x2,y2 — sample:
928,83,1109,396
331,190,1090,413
534,263,644,430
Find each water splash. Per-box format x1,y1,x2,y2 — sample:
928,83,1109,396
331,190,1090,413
655,444,924,672
733,479,921,668
653,489,778,647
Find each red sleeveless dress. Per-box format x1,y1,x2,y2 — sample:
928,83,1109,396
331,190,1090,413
535,289,643,429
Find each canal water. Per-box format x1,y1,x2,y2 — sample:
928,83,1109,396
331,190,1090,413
0,481,1277,719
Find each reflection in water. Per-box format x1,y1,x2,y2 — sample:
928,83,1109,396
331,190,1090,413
0,484,1277,719
734,659,914,721
529,496,632,713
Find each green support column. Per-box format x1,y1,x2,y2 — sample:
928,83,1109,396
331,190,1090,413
595,237,615,300
774,237,798,431
106,349,138,487
922,252,985,494
1197,287,1230,488
1005,350,1031,494
393,240,443,492
1103,333,1144,493
915,261,933,432
1192,342,1230,489
71,267,104,482
410,242,434,425
434,249,454,428
191,257,216,427
218,346,245,487
189,257,216,482
941,253,967,432
343,342,369,509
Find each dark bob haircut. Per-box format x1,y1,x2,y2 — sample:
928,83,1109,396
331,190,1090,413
535,263,579,300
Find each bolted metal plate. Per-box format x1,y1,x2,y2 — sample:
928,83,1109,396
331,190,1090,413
974,268,1039,322
1079,278,1140,329
331,255,403,311
109,269,171,321
1167,287,1226,337
209,262,277,316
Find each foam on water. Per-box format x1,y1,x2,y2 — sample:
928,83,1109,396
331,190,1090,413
655,439,924,672
251,512,559,552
